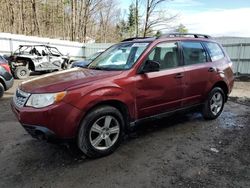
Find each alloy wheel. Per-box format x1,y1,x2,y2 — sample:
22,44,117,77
89,115,120,150
210,92,223,116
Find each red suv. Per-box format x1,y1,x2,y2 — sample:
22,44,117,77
11,33,234,158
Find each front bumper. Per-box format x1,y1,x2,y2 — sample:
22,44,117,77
11,100,83,139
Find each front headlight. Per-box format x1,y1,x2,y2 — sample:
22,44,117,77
26,91,66,108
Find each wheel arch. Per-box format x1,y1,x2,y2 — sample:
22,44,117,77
0,77,6,90
79,99,132,133
16,57,35,71
211,81,229,102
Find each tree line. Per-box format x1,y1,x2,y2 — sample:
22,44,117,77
0,0,187,43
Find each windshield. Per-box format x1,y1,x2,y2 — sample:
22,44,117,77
87,52,102,61
14,46,33,55
88,42,149,70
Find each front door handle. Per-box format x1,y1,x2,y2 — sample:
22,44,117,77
175,73,184,78
208,67,216,72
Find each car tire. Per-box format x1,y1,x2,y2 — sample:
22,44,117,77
202,87,225,120
77,105,124,158
14,66,30,79
0,83,4,98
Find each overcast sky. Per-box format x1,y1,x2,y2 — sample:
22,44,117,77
120,0,250,37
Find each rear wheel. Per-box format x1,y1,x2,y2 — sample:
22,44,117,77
14,66,30,79
202,87,225,120
0,83,4,98
77,106,124,158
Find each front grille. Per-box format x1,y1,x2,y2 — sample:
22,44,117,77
13,88,30,107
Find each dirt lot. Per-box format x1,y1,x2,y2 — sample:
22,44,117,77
0,77,250,188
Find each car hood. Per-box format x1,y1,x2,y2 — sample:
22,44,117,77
20,68,123,93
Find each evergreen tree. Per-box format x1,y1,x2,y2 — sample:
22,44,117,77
175,24,188,33
128,4,135,28
127,3,136,37
155,30,162,38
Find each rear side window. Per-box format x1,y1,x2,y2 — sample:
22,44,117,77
181,42,207,65
204,42,224,61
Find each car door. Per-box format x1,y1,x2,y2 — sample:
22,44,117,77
180,41,214,106
135,42,185,119
47,48,62,70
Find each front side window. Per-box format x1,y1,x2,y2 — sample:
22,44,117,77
181,42,207,65
204,42,225,61
146,42,179,70
88,42,149,70
47,47,62,56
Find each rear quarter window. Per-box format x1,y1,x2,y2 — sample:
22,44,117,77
204,42,225,61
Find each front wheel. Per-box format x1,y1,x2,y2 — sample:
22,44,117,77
77,106,124,158
202,87,225,120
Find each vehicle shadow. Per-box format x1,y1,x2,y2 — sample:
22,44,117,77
9,111,204,174
128,112,202,137
47,111,203,163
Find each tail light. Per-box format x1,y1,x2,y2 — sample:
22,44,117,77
0,63,11,74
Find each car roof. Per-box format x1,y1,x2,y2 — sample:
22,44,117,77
19,45,57,48
121,33,216,43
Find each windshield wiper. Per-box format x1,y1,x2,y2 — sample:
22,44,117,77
88,66,107,70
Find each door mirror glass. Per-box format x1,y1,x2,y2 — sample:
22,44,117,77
140,60,160,73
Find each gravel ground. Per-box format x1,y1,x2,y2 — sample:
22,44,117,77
229,81,250,106
0,76,250,188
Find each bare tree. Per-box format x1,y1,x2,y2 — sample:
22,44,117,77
96,0,121,42
81,0,101,42
77,0,84,40
19,0,25,34
70,0,75,41
0,0,126,42
143,0,177,37
5,0,15,33
31,0,40,35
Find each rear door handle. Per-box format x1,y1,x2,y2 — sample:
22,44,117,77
175,73,184,78
208,67,216,72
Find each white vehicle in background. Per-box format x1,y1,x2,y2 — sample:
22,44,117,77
7,45,69,79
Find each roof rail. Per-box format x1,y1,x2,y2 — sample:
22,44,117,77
158,33,212,39
121,37,155,42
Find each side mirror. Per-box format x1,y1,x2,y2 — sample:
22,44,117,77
140,60,160,73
